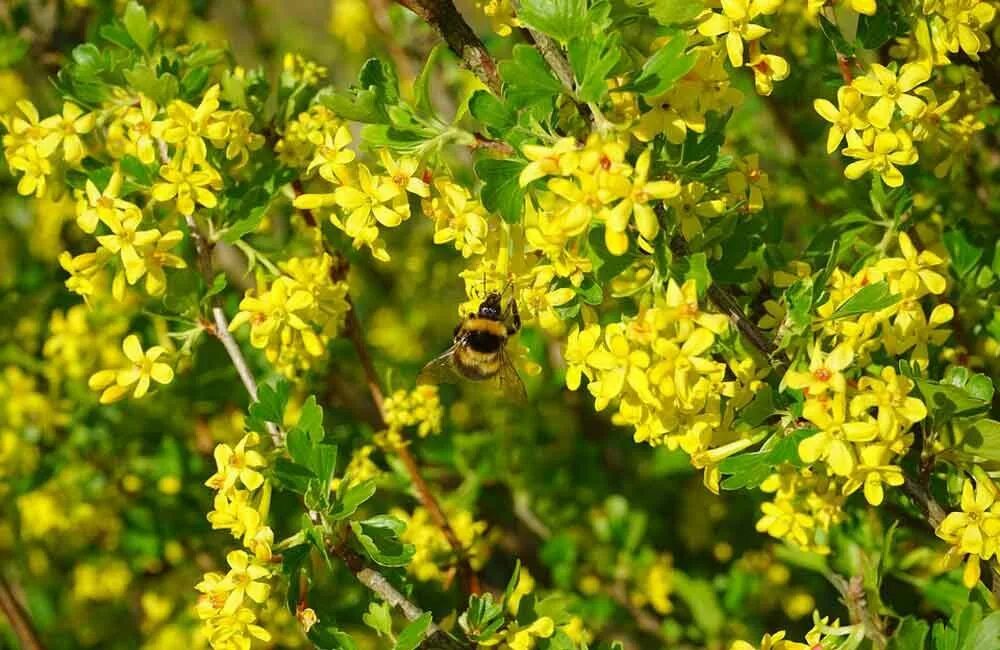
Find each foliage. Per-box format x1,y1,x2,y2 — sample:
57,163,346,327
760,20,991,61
0,1,999,650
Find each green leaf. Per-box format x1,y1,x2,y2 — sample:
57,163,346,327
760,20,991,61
954,419,1000,460
298,395,325,444
476,158,526,225
394,613,432,650
123,64,178,105
916,378,990,420
675,252,711,298
624,32,696,97
351,516,415,567
575,277,603,305
0,34,29,67
309,625,359,650
414,43,445,117
518,0,587,44
819,14,856,56
271,458,315,494
247,380,290,430
587,227,634,283
330,479,377,520
829,280,900,319
499,45,563,107
720,428,813,490
281,544,311,612
943,229,983,279
123,1,156,52
567,33,622,104
740,385,776,428
469,90,516,134
220,204,269,243
672,571,723,636
363,601,394,638
119,155,155,187
630,0,704,24
857,0,909,49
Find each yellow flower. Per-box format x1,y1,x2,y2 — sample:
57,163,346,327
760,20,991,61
330,164,410,261
423,179,490,258
842,444,904,505
697,0,779,67
122,94,161,164
746,44,789,96
160,84,221,163
206,109,265,168
141,230,187,296
936,477,1000,588
306,125,355,182
96,209,162,295
851,62,930,129
876,232,947,296
207,489,262,540
519,137,580,186
850,367,926,438
783,343,854,396
564,324,601,391
39,101,96,163
605,148,679,255
76,170,132,233
842,129,918,188
151,159,220,216
666,181,725,240
8,146,54,197
813,86,868,154
220,550,271,615
88,334,174,402
206,433,267,493
799,394,878,476
380,149,430,197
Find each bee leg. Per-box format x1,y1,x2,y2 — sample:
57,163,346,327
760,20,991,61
506,298,521,336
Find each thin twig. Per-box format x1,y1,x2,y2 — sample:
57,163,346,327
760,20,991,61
291,184,482,596
393,0,502,95
0,576,44,650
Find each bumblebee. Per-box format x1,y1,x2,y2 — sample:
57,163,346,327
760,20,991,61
418,290,526,402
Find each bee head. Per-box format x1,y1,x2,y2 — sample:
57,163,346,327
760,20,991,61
477,292,504,320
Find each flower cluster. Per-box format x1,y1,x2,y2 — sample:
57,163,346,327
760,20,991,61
697,0,790,96
394,506,492,584
757,233,948,552
197,432,276,649
565,278,760,491
381,385,444,440
229,253,350,377
88,334,175,403
293,134,429,260
936,474,1000,588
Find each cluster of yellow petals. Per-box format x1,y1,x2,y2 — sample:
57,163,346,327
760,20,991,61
229,253,350,377
197,431,276,649
758,233,949,552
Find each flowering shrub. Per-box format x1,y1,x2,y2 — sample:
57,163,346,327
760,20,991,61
1,0,999,649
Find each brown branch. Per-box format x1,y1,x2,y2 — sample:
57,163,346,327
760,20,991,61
669,237,779,359
291,184,482,596
393,0,502,95
0,576,44,650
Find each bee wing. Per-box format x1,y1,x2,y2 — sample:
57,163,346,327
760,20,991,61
417,347,464,385
491,349,527,404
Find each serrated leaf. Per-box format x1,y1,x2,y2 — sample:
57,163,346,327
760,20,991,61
123,1,156,52
567,33,622,104
499,45,563,107
414,43,445,118
351,516,415,567
394,613,432,650
363,601,393,638
331,478,377,520
271,458,315,494
916,378,990,420
624,33,696,97
476,158,526,224
298,395,325,444
469,90,516,133
943,229,983,279
829,280,900,319
518,0,587,44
